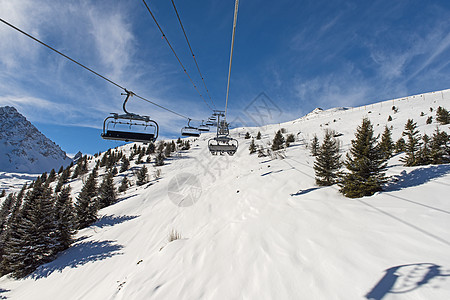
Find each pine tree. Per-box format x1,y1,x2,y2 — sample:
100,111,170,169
256,131,262,140
53,186,74,252
395,137,406,153
136,166,148,186
272,130,285,151
98,171,116,209
310,134,319,156
245,132,251,139
400,119,422,166
155,152,165,166
170,141,176,152
314,130,341,186
339,118,387,198
74,172,98,230
379,126,394,159
58,166,64,174
164,144,172,157
436,106,449,125
120,157,130,173
46,169,57,184
430,128,450,164
426,116,433,124
118,177,129,193
1,182,57,278
0,190,5,198
181,140,191,150
136,151,144,164
249,138,257,154
286,134,295,147
417,134,432,165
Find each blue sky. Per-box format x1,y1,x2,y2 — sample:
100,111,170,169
1,0,450,155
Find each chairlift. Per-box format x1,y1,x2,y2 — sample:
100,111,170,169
181,119,201,137
198,120,210,132
101,91,158,143
208,112,238,155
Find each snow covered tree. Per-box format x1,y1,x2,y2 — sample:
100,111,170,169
53,186,74,252
400,119,422,166
74,172,98,230
310,134,319,156
314,130,341,186
426,116,433,124
98,171,116,209
1,181,57,278
436,106,449,125
164,143,172,157
147,142,156,154
379,126,394,159
249,138,257,154
170,141,176,152
136,166,148,186
339,118,388,198
46,169,56,184
0,190,5,198
256,131,262,140
118,177,129,193
271,130,285,151
181,140,191,150
395,137,406,153
245,132,251,139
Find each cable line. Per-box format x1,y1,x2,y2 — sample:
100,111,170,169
141,0,213,112
224,0,239,120
0,17,192,120
170,0,216,110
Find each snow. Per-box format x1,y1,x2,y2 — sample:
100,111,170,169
1,89,449,299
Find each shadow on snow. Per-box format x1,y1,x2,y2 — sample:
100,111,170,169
385,164,450,192
31,240,124,279
93,214,139,229
366,263,450,300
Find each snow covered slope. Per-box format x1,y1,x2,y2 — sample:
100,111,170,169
0,106,71,174
0,89,449,299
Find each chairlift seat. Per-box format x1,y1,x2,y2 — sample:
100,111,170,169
102,130,156,143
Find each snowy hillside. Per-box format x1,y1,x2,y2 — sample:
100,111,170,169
0,89,449,299
0,106,71,174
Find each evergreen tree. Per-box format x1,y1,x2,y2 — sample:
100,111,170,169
53,186,74,252
395,137,406,153
400,119,422,166
286,134,295,147
46,169,56,184
118,177,129,193
0,193,15,232
256,131,262,140
245,132,251,139
249,138,257,154
417,134,432,165
120,157,130,173
0,190,5,198
147,142,156,154
339,118,388,198
430,128,450,164
426,116,433,124
1,182,57,278
98,171,116,209
155,152,165,166
136,166,148,186
136,151,144,164
310,134,319,156
176,137,182,144
157,141,165,152
181,140,191,150
379,126,394,159
387,115,392,122
436,106,450,125
170,141,176,152
164,144,172,157
314,130,341,186
58,166,64,174
271,130,285,151
55,167,70,193
74,172,98,230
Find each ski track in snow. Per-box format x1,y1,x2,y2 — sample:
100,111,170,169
0,89,450,299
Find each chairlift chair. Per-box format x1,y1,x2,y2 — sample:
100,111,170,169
198,120,210,132
208,113,238,155
101,91,159,143
181,119,201,137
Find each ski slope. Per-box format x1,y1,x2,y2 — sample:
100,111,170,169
1,89,449,299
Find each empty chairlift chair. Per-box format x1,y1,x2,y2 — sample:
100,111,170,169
208,114,238,156
101,91,159,143
181,119,201,137
198,120,210,132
